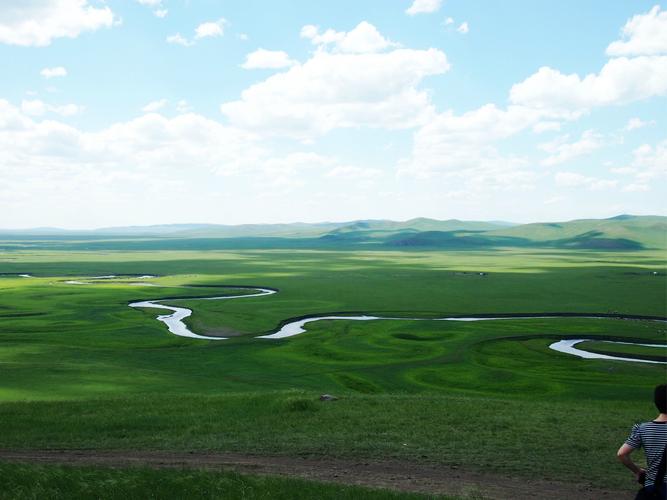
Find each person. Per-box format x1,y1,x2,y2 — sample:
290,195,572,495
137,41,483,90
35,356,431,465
617,384,667,500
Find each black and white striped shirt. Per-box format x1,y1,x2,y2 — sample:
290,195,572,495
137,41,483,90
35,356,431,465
626,421,667,487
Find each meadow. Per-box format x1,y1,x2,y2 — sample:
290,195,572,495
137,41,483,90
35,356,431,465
0,245,665,497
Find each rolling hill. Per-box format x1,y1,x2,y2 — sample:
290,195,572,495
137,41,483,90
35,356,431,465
0,215,663,250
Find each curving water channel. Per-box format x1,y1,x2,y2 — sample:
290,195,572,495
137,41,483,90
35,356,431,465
126,285,666,364
548,339,666,365
129,288,277,340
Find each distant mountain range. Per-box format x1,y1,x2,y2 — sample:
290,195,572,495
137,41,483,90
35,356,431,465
0,218,516,237
0,215,665,251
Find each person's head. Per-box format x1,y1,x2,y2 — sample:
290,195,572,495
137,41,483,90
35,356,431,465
655,384,667,414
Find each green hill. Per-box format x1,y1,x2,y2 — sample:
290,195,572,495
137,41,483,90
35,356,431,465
487,215,666,250
0,215,663,251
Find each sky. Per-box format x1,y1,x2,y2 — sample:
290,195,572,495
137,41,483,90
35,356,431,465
0,0,666,229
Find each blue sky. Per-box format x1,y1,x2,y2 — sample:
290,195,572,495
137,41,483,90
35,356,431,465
0,0,665,228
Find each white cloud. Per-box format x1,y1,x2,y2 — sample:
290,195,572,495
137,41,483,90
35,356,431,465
533,121,561,133
136,0,167,18
457,22,469,34
625,117,654,131
627,139,667,188
398,104,543,194
406,0,442,16
444,17,454,26
40,66,67,79
606,5,667,56
397,8,667,204
554,171,617,190
20,99,47,116
21,99,82,117
222,24,449,138
167,18,226,47
510,56,667,114
554,172,591,187
606,139,667,193
141,99,168,113
623,183,651,192
166,33,193,47
51,103,83,117
539,130,603,166
326,165,382,179
300,21,398,54
0,99,263,179
261,152,332,177
195,18,226,39
0,99,282,227
242,49,297,69
544,196,565,205
176,100,191,113
0,0,114,47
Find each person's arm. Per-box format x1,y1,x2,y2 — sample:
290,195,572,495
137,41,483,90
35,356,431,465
617,443,645,481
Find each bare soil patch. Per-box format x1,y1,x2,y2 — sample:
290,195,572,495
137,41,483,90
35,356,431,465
0,449,630,499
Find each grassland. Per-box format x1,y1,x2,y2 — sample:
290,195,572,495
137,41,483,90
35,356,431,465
0,462,438,500
0,246,665,495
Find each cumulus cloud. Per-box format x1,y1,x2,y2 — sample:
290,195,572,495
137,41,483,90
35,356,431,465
0,99,281,228
398,104,543,195
21,99,82,117
625,117,654,131
195,18,226,39
398,6,667,205
176,100,191,113
0,0,114,47
554,171,617,190
539,130,604,166
136,0,166,15
141,99,168,113
405,0,442,16
510,56,667,114
606,5,667,56
457,22,469,34
300,21,398,53
326,165,382,179
241,49,296,69
0,99,262,179
167,18,226,46
533,121,561,133
166,33,191,46
510,7,667,116
40,66,67,78
620,139,667,191
222,49,448,137
222,23,448,138
260,152,332,176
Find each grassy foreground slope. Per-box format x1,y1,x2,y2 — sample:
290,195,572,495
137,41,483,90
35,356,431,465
0,462,437,500
0,246,665,491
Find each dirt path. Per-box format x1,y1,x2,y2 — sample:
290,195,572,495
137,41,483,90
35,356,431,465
0,449,631,499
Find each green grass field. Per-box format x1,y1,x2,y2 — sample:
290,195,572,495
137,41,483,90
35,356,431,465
0,246,665,495
0,462,440,500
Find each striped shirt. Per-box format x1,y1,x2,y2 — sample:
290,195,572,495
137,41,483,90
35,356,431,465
626,421,667,487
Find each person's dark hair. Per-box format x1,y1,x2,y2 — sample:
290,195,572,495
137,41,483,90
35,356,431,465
655,384,667,414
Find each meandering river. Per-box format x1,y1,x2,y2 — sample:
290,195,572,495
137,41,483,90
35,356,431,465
127,285,666,364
